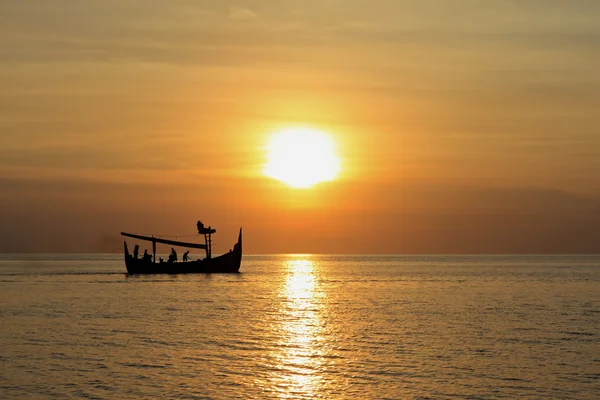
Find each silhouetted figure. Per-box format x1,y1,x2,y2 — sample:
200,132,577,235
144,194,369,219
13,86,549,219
168,247,178,263
197,220,204,233
143,249,151,262
183,250,190,262
133,244,139,259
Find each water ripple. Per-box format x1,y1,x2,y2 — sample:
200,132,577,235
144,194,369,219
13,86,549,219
0,255,599,399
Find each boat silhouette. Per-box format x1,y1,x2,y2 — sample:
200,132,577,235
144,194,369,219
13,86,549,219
121,221,242,274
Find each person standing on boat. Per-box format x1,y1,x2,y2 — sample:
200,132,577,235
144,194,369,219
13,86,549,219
183,250,190,262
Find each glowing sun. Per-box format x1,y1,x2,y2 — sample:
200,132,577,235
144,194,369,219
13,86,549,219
264,128,341,188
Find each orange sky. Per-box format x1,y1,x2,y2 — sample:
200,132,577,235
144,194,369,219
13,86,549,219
1,1,600,253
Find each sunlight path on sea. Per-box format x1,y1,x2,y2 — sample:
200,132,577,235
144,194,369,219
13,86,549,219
268,257,326,398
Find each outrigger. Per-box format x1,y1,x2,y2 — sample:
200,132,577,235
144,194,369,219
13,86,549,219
121,221,242,274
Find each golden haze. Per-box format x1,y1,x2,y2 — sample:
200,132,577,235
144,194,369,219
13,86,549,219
1,1,600,253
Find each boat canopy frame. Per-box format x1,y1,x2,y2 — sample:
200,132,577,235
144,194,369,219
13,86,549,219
120,232,210,262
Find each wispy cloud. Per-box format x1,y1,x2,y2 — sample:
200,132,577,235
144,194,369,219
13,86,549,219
1,0,600,252
228,6,258,21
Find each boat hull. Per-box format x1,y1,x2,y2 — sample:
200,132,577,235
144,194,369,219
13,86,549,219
124,229,242,274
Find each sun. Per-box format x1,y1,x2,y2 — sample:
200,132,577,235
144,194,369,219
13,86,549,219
264,128,341,188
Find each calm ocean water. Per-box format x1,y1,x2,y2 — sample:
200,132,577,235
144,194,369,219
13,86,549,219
0,254,598,399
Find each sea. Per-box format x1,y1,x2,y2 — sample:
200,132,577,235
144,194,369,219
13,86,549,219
0,254,598,399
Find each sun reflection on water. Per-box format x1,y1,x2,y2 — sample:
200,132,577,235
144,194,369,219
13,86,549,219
270,256,326,398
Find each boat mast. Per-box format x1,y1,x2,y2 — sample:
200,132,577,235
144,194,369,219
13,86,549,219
205,231,212,259
196,221,216,260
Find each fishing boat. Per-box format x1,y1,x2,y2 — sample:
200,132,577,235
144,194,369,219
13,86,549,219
121,221,242,274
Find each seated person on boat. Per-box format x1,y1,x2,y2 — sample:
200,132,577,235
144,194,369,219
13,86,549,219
168,247,178,263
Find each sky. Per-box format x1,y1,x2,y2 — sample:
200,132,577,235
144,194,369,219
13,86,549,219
1,1,600,253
